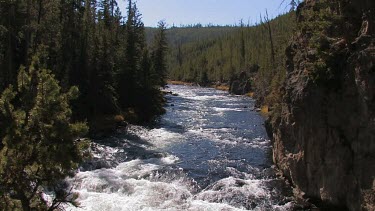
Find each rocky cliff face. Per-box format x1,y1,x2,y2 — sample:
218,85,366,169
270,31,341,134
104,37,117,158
229,71,253,95
267,0,375,210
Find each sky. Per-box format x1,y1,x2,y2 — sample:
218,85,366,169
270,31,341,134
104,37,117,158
117,0,292,27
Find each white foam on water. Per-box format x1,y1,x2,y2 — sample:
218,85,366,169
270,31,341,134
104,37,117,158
65,152,281,211
140,128,186,149
186,128,224,143
272,202,295,211
196,177,270,209
69,179,191,211
62,85,293,211
123,125,187,151
225,167,256,180
185,95,228,102
90,143,119,160
205,177,267,195
186,200,243,211
244,138,271,149
65,164,248,211
66,179,247,211
187,128,252,147
212,107,245,112
66,155,195,211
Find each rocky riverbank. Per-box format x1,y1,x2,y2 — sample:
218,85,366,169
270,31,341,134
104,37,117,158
267,0,375,210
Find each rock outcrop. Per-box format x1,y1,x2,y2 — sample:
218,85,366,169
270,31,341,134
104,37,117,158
229,71,253,95
267,0,375,210
229,65,259,95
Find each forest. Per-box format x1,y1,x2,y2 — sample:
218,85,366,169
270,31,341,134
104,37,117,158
0,0,167,209
0,1,297,209
1,0,373,210
164,11,296,107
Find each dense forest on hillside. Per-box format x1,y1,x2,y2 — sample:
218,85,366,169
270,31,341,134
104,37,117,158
165,12,296,106
0,0,167,209
146,25,236,47
2,0,372,210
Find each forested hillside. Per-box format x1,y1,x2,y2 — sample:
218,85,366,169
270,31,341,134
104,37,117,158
165,12,296,106
146,25,236,47
0,0,167,209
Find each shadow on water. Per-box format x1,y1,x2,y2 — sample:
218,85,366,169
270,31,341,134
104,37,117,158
82,129,169,171
68,85,299,211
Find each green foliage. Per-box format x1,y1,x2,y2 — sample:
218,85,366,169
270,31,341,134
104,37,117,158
116,0,166,122
118,0,146,108
166,12,296,83
295,0,348,86
0,0,167,126
145,25,236,47
0,56,88,210
0,0,167,209
151,21,168,87
164,12,296,103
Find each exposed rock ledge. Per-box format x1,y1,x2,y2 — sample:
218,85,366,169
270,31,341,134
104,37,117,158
267,1,375,210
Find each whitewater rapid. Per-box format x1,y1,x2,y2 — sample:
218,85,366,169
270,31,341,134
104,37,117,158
65,85,294,211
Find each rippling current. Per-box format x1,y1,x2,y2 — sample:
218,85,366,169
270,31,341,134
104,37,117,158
65,85,294,211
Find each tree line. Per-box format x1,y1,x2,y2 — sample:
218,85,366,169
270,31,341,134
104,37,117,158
165,12,296,106
0,0,168,209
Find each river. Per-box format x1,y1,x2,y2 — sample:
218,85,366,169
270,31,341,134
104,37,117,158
65,85,294,211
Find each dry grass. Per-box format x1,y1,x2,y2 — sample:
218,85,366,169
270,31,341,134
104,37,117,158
167,80,194,86
260,105,269,116
246,92,255,98
114,115,125,123
214,85,230,91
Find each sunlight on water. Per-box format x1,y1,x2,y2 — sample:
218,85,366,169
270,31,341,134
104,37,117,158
65,85,294,211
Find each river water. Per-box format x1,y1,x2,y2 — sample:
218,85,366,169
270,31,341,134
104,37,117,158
65,85,294,211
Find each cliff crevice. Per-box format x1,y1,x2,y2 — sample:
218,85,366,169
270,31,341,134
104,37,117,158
267,0,375,210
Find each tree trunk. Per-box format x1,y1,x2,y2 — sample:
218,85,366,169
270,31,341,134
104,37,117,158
33,0,43,51
264,10,276,69
6,3,16,87
19,192,31,211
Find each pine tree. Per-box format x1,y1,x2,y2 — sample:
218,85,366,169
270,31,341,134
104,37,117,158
0,55,88,210
0,0,167,127
240,20,246,69
0,0,30,91
90,0,120,116
151,20,168,87
118,0,146,108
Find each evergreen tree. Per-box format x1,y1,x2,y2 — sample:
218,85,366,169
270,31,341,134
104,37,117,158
0,1,168,208
140,48,153,87
118,0,145,108
151,20,168,87
0,55,88,210
240,20,246,68
165,12,296,105
0,0,29,91
89,0,120,116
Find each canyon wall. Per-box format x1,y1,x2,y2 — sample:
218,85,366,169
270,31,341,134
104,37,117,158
267,0,375,210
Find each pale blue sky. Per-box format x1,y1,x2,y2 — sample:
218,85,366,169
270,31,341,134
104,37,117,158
117,0,291,27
